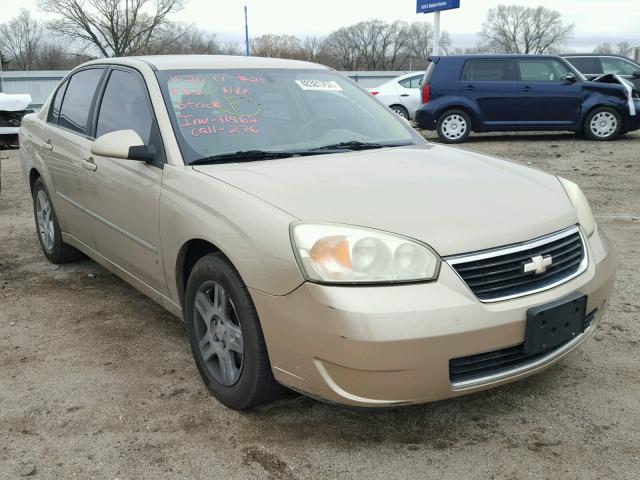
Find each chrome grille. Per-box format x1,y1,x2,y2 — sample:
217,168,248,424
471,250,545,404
446,226,587,302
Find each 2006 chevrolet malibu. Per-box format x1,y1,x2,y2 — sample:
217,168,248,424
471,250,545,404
19,56,615,410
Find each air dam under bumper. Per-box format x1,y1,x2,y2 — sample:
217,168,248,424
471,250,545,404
250,226,615,407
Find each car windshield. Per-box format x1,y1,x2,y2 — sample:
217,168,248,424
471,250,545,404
156,68,421,164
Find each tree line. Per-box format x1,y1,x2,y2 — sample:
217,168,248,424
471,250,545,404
0,1,635,73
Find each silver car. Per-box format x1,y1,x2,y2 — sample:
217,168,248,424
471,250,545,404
19,55,615,410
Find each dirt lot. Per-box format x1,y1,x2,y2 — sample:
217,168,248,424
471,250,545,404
1,132,639,480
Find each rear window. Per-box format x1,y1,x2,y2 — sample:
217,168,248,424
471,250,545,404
461,60,515,81
58,68,104,135
48,79,69,124
565,57,602,74
398,75,422,89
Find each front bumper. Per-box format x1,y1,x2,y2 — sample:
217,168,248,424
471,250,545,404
251,226,615,407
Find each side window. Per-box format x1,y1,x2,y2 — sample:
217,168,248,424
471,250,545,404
398,75,423,89
601,57,638,76
48,79,69,124
566,57,601,74
461,60,515,81
58,69,104,135
518,59,571,82
96,69,154,145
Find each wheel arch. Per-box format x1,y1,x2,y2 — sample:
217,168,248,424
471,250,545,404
29,167,42,193
437,105,476,130
175,238,238,310
581,103,628,132
388,103,410,117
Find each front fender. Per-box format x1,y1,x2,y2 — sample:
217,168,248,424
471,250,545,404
159,164,305,305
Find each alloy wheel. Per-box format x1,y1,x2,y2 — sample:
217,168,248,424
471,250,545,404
193,280,244,386
36,189,55,252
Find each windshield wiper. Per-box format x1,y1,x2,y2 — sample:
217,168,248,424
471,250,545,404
308,141,411,152
189,150,294,165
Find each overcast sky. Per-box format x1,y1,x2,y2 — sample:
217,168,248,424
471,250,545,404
2,0,639,51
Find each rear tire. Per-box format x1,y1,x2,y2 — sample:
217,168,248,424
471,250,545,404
390,105,410,119
437,109,472,143
32,178,83,263
584,106,622,141
185,253,281,410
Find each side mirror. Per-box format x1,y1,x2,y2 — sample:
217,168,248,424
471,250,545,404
91,129,154,162
565,73,577,83
632,70,640,79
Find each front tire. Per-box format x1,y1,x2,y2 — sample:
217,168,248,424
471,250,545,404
32,178,82,263
584,107,622,141
390,104,410,119
185,253,281,410
437,109,471,143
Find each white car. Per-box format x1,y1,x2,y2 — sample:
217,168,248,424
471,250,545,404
368,71,424,120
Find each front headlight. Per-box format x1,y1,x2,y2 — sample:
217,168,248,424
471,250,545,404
290,223,440,284
557,176,595,237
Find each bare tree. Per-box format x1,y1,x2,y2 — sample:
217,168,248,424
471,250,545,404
479,5,573,54
38,0,186,57
324,20,415,71
592,41,633,58
0,9,43,70
593,42,613,54
300,36,323,62
616,41,633,58
405,21,452,62
250,34,303,59
324,26,360,70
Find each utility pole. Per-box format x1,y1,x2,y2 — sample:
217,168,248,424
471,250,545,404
244,5,250,56
432,11,440,56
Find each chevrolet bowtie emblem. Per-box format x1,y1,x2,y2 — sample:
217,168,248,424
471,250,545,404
523,254,553,275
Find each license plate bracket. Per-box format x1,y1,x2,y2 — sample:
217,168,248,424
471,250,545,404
523,292,587,355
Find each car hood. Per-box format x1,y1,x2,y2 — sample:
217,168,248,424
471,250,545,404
193,145,577,256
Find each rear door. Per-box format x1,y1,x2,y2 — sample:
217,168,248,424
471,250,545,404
459,59,519,127
517,58,582,127
44,67,106,248
396,74,424,117
81,67,167,294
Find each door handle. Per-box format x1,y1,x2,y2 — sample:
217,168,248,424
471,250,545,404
81,156,97,171
41,140,53,152
400,93,410,97
520,86,533,91
462,85,476,91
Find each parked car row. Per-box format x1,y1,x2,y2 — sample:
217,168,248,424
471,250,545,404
370,54,640,143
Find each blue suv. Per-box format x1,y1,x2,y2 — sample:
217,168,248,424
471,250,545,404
415,55,640,143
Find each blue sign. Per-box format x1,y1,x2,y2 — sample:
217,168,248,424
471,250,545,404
416,0,460,14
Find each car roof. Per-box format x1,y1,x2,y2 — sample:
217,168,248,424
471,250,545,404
430,54,565,60
81,55,327,71
561,53,640,63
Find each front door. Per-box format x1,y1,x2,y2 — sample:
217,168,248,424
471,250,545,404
517,58,582,127
81,67,167,294
459,58,519,128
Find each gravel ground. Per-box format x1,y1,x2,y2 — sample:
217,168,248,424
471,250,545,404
1,131,639,480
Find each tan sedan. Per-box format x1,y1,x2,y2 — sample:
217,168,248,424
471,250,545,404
19,56,616,410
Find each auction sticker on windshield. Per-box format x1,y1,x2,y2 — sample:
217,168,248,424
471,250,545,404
295,80,343,91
